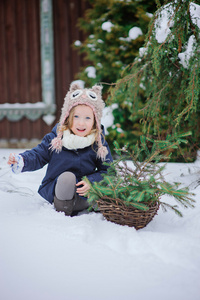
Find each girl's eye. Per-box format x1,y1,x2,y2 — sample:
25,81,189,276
86,90,97,101
70,90,83,99
86,117,91,120
74,115,79,118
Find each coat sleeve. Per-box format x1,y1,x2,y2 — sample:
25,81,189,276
20,125,57,172
86,126,113,183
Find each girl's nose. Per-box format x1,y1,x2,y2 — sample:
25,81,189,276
78,117,84,125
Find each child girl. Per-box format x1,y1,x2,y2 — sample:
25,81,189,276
7,83,113,216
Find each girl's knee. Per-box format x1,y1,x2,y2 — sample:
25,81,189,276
57,171,76,185
55,172,76,200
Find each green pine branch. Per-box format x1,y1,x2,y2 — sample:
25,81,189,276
85,134,195,216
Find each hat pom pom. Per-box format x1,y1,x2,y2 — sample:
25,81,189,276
97,145,108,161
50,137,63,153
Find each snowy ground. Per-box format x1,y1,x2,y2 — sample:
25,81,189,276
0,148,200,300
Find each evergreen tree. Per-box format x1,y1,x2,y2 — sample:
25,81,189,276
108,0,200,161
74,0,164,95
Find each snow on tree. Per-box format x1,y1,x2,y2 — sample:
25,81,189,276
108,0,200,162
74,0,163,94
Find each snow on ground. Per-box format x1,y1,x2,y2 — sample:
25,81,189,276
0,148,200,300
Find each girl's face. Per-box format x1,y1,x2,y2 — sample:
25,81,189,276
70,105,95,137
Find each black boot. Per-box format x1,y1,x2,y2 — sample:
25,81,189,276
54,196,75,216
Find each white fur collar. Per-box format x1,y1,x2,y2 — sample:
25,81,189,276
62,129,96,150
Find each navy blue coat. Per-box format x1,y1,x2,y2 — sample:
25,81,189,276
20,124,113,204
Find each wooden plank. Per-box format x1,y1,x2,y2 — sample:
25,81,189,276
5,0,18,103
27,0,41,102
13,0,30,140
0,119,9,139
26,0,41,140
0,0,8,103
15,0,29,103
12,0,25,139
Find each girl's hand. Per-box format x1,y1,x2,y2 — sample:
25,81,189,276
76,180,90,196
7,154,24,174
7,153,18,165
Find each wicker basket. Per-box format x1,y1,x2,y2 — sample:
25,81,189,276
97,196,159,229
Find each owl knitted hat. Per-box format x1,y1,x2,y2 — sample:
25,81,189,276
50,82,108,161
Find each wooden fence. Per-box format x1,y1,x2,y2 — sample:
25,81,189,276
0,0,89,144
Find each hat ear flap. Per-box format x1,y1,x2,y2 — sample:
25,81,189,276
70,82,81,92
92,84,103,96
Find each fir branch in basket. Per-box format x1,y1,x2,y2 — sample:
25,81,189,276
85,134,195,217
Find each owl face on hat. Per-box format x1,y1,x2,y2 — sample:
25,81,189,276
59,83,105,130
